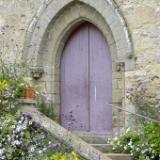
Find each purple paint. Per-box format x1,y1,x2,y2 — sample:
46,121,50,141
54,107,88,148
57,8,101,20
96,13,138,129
60,22,112,134
89,24,112,133
61,23,89,131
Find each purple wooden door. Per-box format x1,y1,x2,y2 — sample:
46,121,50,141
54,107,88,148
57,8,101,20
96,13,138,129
61,23,112,134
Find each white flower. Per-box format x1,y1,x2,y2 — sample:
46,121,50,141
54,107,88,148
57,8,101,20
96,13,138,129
38,150,43,154
18,120,23,124
20,83,24,86
151,155,155,159
124,146,127,150
20,116,25,121
43,148,47,152
0,148,5,156
128,141,132,146
16,126,22,132
126,128,131,133
7,136,11,142
130,145,134,149
143,148,149,153
11,125,15,129
12,140,21,146
48,141,51,144
114,137,118,141
136,147,140,152
30,147,35,153
29,121,32,125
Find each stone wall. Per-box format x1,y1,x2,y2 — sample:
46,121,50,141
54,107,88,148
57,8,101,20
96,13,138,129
0,0,44,62
117,0,160,126
0,0,160,128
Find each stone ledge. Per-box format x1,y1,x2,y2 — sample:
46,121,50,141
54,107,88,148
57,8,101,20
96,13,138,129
105,154,131,160
18,99,37,105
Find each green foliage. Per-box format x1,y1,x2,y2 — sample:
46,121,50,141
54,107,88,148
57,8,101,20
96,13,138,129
36,95,54,119
50,151,80,160
143,123,160,156
112,124,160,160
112,129,140,153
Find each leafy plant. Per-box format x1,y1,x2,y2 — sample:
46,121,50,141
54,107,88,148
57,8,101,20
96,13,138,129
112,124,160,160
50,151,80,160
112,129,141,153
36,94,54,119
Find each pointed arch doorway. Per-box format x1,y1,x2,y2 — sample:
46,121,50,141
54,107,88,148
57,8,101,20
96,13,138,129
61,22,112,134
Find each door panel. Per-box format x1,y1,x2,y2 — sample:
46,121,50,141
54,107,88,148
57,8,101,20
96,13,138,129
89,24,112,133
61,24,89,131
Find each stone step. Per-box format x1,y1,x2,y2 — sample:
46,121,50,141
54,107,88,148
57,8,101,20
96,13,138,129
105,153,131,160
91,144,113,153
73,131,112,144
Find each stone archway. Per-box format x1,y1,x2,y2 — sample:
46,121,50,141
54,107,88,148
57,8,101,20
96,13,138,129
24,0,133,69
24,0,134,133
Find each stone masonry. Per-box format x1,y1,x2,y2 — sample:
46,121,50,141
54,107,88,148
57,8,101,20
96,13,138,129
0,0,160,130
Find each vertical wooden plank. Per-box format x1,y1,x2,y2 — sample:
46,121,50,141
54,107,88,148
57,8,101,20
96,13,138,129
89,24,112,133
61,24,89,131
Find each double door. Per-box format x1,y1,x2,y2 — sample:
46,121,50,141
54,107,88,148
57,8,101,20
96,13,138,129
61,22,112,134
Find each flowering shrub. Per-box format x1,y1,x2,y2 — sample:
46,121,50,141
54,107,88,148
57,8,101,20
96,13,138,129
0,61,33,113
50,151,80,160
0,112,81,160
112,124,160,160
0,77,33,114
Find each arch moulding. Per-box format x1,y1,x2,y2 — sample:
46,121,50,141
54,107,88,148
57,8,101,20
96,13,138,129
24,0,134,71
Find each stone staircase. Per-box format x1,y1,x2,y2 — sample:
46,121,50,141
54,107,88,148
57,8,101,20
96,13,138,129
21,105,131,160
74,132,131,160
